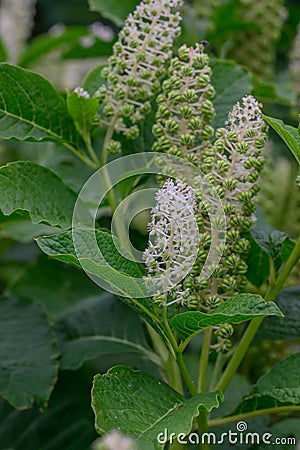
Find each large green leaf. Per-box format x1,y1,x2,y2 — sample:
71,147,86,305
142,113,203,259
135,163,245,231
229,353,300,415
211,59,251,129
0,370,97,450
263,115,300,165
37,229,148,297
0,63,79,146
56,294,159,370
171,294,283,342
0,297,59,410
257,288,300,340
0,162,80,228
92,365,223,443
37,229,163,334
88,0,139,26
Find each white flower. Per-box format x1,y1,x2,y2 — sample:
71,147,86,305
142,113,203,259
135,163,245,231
93,431,136,450
143,178,198,304
73,86,90,99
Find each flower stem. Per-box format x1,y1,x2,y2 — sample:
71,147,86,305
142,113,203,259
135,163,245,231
197,328,212,392
63,143,98,169
208,405,300,428
215,234,300,393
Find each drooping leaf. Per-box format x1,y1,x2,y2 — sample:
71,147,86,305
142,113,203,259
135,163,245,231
36,229,163,335
210,59,252,129
229,353,300,416
263,115,300,165
56,294,159,370
171,294,283,342
0,162,82,228
37,228,148,297
92,365,223,443
88,0,139,27
67,92,99,142
0,297,59,410
0,63,79,146
0,370,97,450
257,287,300,340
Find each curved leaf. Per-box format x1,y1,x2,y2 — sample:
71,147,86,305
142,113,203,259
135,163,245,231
171,294,283,343
229,353,300,416
0,162,80,228
92,365,223,442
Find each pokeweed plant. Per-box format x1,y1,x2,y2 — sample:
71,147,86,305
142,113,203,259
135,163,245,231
0,1,300,450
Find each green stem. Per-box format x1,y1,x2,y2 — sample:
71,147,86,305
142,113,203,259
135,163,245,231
176,351,198,396
85,135,100,166
209,352,224,391
161,307,197,397
197,328,212,393
208,406,300,428
215,234,300,393
63,143,98,169
197,413,210,450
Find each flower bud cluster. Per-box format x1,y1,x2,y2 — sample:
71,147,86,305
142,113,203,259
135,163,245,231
98,0,183,150
227,0,286,79
152,43,215,162
186,95,267,350
143,178,198,306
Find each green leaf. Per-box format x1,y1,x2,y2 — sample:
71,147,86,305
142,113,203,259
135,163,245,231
0,297,59,410
246,232,270,287
0,370,97,450
37,228,148,296
0,213,60,243
92,365,223,442
18,26,90,67
210,59,251,129
0,37,7,62
83,64,106,96
8,256,102,319
56,294,159,370
263,115,300,165
251,229,295,272
257,287,300,340
0,63,79,146
88,0,139,27
36,229,165,336
0,162,80,228
171,294,283,342
229,353,300,415
67,92,99,142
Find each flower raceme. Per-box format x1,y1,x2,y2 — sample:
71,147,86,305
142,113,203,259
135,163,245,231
143,178,199,306
98,0,183,154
